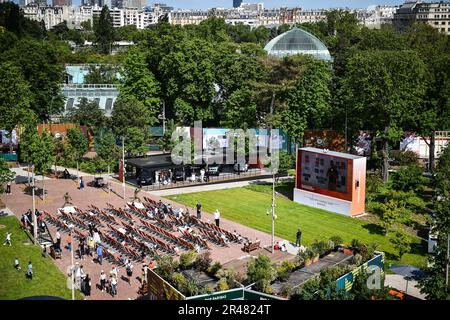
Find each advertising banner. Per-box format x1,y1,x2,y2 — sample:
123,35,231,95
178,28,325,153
147,269,185,300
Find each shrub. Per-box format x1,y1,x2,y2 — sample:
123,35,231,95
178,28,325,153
329,236,343,248
391,165,427,192
207,261,222,276
396,150,419,166
179,251,197,270
155,255,178,280
276,260,295,281
172,272,187,291
195,252,213,272
217,278,229,291
280,283,294,297
352,254,363,266
246,255,277,293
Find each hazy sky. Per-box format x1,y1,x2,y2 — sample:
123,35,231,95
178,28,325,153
33,1,407,9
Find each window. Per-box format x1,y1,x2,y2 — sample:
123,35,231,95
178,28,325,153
94,98,100,106
66,98,74,110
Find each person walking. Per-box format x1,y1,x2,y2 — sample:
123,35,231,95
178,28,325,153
66,233,72,252
78,238,86,260
79,177,85,190
54,230,61,251
214,209,220,227
63,192,72,207
295,228,302,247
196,202,202,220
27,261,33,280
125,260,133,285
14,257,21,270
88,237,95,257
96,245,103,265
99,270,106,292
3,232,11,246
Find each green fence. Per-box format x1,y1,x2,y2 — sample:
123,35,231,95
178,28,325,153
0,153,18,161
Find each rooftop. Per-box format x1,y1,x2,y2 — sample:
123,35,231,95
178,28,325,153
264,27,332,62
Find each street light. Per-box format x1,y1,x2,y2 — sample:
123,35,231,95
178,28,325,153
68,223,75,301
122,136,126,205
267,169,277,254
31,165,37,245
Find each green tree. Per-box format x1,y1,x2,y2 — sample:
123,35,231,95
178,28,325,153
340,50,426,183
0,61,33,152
84,64,117,84
221,88,257,129
157,119,176,152
0,158,15,193
110,97,152,137
124,127,147,157
93,5,114,54
418,146,450,299
67,97,108,131
65,128,89,178
279,57,332,144
246,255,277,293
27,130,55,200
119,47,160,123
379,199,400,234
390,231,411,259
2,39,64,121
96,130,119,166
391,165,427,192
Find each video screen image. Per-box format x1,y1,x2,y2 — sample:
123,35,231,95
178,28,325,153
300,151,348,194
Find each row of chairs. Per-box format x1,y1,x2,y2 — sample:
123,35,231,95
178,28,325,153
154,216,174,230
141,219,194,251
74,207,103,227
58,210,87,231
197,228,229,247
191,215,240,243
168,214,184,226
182,231,210,249
135,228,177,255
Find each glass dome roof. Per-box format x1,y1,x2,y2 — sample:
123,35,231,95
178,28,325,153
264,27,332,62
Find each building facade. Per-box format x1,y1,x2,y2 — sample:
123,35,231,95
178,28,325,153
393,1,450,35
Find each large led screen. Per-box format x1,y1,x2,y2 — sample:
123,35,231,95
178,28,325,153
297,150,352,201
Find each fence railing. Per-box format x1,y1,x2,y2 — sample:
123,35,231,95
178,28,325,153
140,168,266,192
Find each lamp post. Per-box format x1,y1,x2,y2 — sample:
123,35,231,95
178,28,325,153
69,224,75,301
31,165,37,245
271,170,276,253
122,136,126,204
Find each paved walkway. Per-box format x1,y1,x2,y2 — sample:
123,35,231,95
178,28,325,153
384,274,426,300
1,176,289,300
149,178,274,196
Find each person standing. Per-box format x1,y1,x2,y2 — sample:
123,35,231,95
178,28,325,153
125,260,133,285
78,238,86,260
27,261,33,279
196,202,202,220
99,270,106,292
214,209,220,227
14,257,21,270
79,177,85,190
55,230,61,251
110,275,118,297
295,228,302,247
84,274,91,297
63,192,72,207
96,245,103,265
3,232,11,246
6,180,11,195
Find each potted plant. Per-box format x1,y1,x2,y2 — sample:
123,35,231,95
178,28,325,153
304,249,314,266
329,236,344,251
312,248,320,263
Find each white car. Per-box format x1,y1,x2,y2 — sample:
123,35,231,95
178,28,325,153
234,163,249,172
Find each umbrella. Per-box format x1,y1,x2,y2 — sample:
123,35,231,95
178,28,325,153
390,265,425,295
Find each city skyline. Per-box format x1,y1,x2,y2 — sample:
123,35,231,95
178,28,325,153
17,0,408,9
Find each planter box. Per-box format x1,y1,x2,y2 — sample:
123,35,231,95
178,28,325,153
343,248,354,255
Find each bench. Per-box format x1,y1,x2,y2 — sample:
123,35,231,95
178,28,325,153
243,240,260,253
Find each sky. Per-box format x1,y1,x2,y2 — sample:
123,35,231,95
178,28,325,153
33,0,407,9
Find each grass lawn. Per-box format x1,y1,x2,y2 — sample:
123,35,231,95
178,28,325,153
166,186,427,268
0,216,83,300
